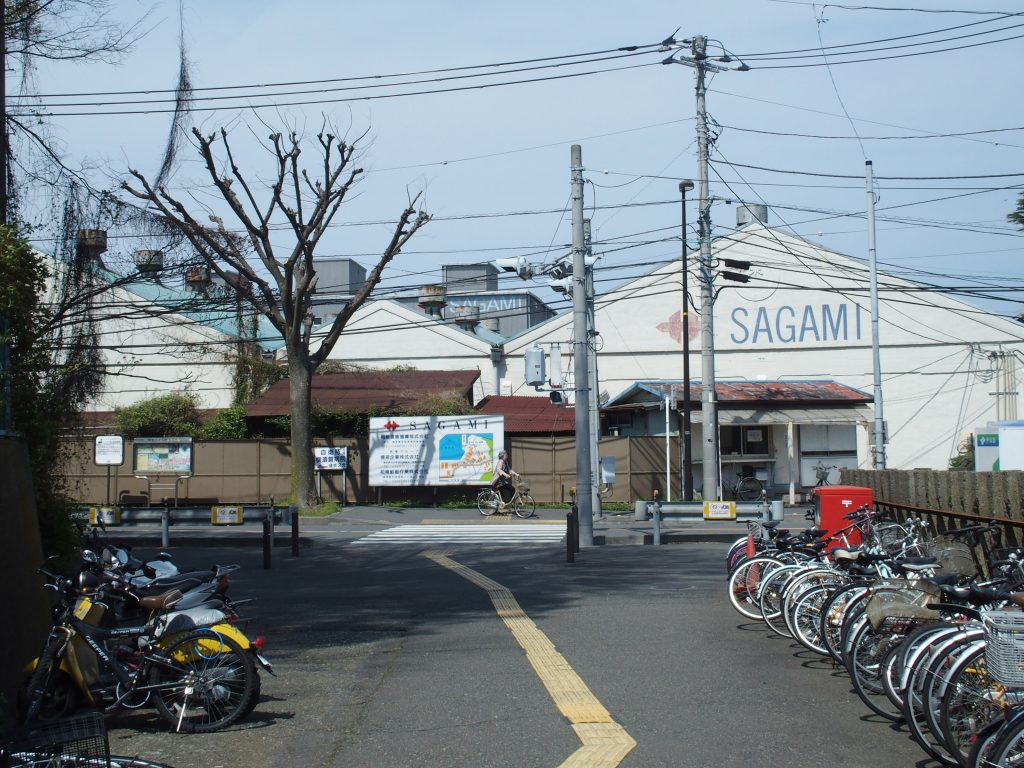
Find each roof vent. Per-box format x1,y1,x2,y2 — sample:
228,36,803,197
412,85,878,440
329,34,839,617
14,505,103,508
453,304,480,330
134,249,164,275
736,204,768,227
75,229,108,263
417,285,447,318
185,266,212,291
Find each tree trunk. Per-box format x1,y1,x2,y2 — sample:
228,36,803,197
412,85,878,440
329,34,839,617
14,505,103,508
288,355,315,508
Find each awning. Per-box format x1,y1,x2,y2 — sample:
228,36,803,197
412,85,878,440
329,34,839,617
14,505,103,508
691,406,873,425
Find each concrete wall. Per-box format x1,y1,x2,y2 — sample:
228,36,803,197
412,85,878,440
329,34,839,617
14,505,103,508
0,439,49,722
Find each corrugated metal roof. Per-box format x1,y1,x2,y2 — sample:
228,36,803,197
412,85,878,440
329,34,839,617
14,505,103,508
476,395,576,434
608,379,871,407
245,370,480,417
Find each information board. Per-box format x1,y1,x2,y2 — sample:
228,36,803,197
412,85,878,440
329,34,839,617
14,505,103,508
369,415,504,486
314,446,349,471
94,435,124,466
133,437,193,475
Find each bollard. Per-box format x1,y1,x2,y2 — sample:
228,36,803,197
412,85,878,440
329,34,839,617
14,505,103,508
652,503,662,546
291,506,299,557
262,517,272,570
161,508,170,549
566,508,576,563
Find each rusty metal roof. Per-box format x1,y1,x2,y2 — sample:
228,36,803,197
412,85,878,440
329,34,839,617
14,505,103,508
245,370,481,417
476,395,577,434
606,379,872,408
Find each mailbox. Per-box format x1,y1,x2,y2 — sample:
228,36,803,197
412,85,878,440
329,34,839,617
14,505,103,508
812,485,873,548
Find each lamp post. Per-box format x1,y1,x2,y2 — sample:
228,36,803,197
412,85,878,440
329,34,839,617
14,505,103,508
679,180,695,500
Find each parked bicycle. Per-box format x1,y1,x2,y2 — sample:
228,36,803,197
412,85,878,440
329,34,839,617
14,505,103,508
813,461,838,487
476,477,536,519
726,470,763,501
21,563,257,734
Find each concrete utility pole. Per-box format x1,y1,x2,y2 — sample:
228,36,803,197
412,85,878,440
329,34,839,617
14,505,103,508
663,34,746,501
583,219,602,521
680,180,695,500
865,160,887,469
693,35,721,501
571,145,594,545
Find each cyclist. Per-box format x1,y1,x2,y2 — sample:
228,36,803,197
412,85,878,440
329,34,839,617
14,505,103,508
491,450,519,504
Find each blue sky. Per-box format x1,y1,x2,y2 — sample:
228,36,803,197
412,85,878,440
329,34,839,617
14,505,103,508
17,0,1024,318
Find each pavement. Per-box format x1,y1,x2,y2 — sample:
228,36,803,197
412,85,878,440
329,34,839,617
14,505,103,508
93,500,815,548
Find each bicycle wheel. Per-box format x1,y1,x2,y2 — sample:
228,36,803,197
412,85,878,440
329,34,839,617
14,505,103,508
846,617,905,721
151,629,256,733
19,643,77,725
735,476,763,501
939,642,997,768
477,489,499,516
513,493,536,519
728,556,785,620
985,707,1024,767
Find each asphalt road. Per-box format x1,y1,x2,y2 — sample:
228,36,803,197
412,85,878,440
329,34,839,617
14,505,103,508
96,533,937,768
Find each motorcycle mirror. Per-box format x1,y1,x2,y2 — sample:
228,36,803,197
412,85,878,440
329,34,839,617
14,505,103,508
82,550,99,564
116,548,129,566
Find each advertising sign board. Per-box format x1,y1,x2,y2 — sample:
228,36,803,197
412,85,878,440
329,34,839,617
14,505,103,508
369,415,504,486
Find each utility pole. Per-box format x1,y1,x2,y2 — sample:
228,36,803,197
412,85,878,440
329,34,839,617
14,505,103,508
662,34,746,502
865,160,886,469
680,180,695,500
571,144,593,545
583,219,602,520
693,35,721,501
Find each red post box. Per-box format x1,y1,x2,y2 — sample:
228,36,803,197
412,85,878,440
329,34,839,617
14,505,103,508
812,485,873,548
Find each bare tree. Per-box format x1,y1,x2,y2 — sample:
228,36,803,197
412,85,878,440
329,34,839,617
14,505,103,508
123,124,429,508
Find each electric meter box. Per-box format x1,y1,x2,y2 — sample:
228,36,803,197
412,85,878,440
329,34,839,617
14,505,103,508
525,346,546,387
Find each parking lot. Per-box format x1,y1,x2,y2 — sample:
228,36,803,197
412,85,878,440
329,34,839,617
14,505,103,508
91,528,937,768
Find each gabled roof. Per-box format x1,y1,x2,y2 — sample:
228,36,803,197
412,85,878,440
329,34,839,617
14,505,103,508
245,369,481,416
605,379,872,408
476,395,576,434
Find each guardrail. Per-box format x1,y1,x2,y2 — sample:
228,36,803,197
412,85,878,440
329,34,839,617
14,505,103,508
78,504,296,554
633,498,785,545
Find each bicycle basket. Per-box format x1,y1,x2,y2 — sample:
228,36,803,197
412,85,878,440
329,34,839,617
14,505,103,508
865,585,941,631
983,611,1024,688
14,712,111,767
516,480,529,493
929,536,974,581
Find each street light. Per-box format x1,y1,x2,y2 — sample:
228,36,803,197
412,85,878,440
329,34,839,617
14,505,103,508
679,180,695,501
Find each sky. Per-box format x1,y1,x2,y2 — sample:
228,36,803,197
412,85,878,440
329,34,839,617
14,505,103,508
14,0,1024,320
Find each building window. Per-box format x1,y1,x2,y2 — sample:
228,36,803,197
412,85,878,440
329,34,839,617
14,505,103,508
721,425,770,456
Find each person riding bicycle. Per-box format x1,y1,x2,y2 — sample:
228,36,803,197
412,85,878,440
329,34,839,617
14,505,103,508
491,450,519,504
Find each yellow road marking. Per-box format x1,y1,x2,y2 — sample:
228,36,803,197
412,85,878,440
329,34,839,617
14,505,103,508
424,551,637,768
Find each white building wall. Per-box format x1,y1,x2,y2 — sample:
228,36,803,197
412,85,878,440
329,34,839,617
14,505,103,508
483,225,1024,471
320,301,495,404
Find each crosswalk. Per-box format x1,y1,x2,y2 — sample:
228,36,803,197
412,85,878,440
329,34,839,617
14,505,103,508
349,523,566,546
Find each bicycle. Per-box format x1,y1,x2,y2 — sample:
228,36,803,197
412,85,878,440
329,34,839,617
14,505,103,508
813,461,838,487
21,565,257,734
726,470,763,502
476,476,536,519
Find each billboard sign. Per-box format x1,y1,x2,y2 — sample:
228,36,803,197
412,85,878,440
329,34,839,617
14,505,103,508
369,415,504,486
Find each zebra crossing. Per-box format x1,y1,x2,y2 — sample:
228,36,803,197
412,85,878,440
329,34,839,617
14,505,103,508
349,522,566,546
